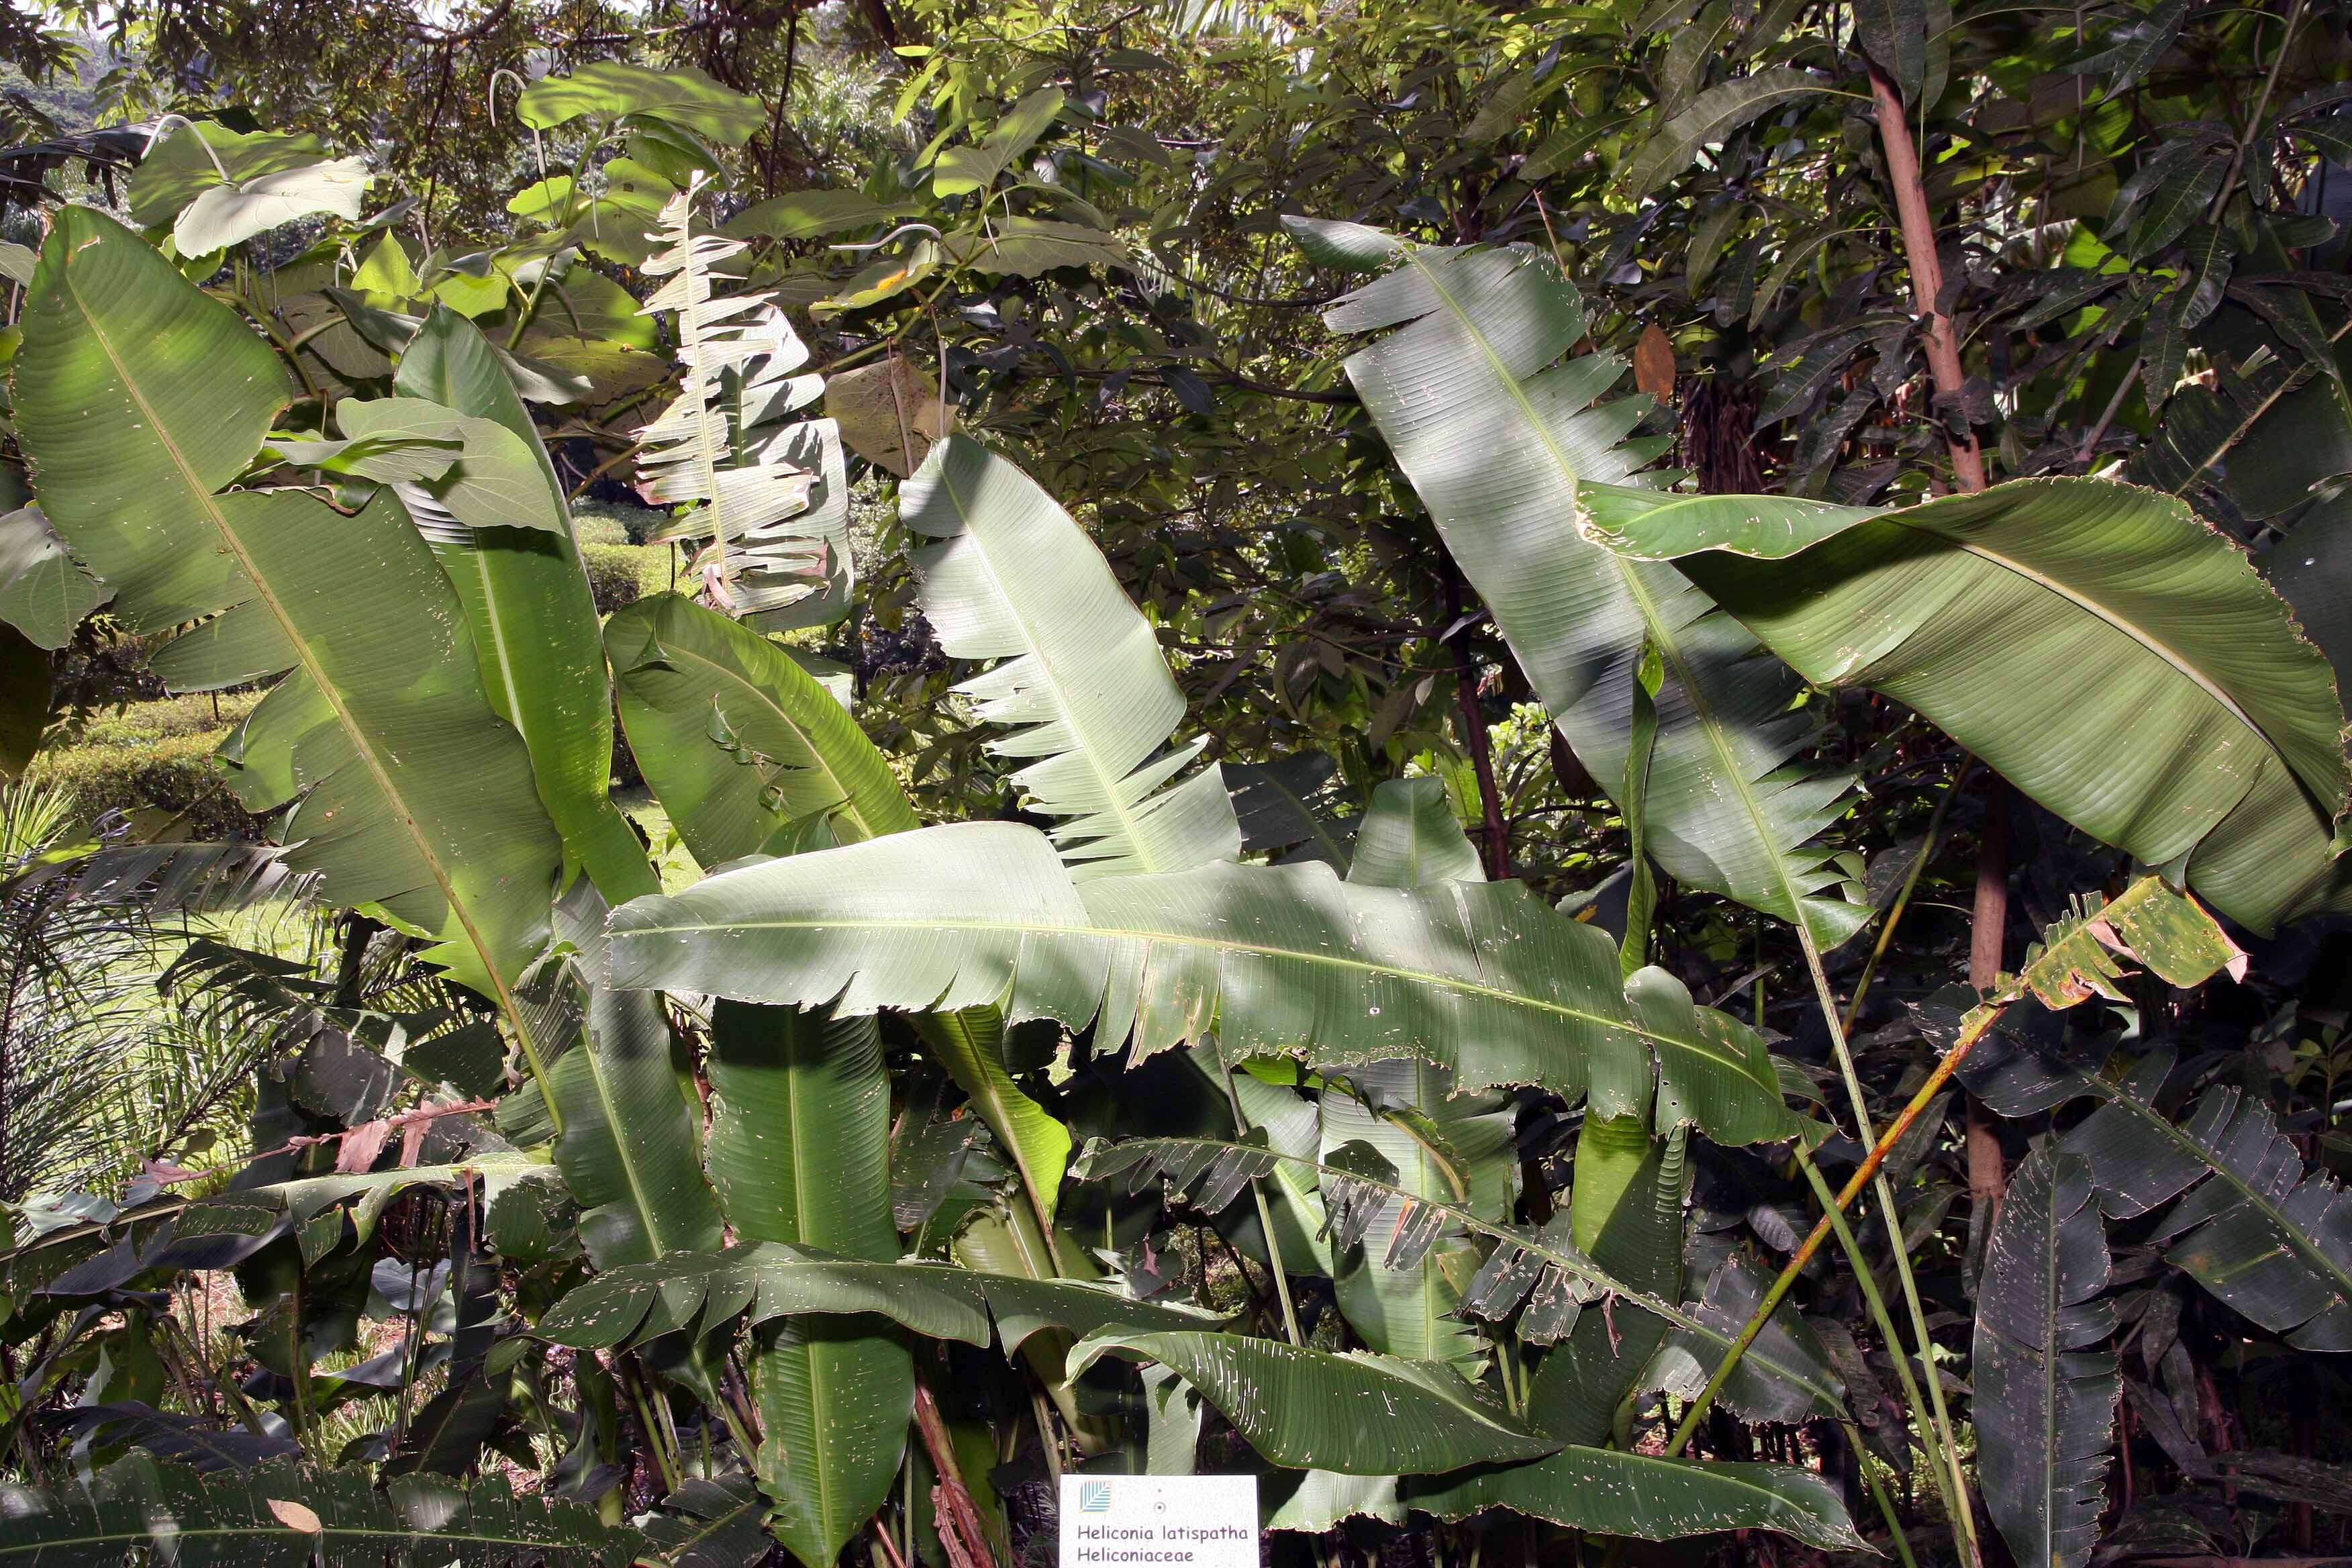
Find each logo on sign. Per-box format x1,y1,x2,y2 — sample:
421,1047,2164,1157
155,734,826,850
1079,1481,1113,1514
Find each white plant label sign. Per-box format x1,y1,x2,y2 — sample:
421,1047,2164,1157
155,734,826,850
1059,1475,1260,1568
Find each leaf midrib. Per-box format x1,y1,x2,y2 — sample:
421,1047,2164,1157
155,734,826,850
652,633,910,840
1894,501,2320,809
1402,248,1835,943
617,902,1767,1085
2097,1083,2352,1307
933,451,1168,875
571,991,693,1262
63,256,541,1063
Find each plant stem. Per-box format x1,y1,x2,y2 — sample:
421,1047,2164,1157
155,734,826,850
624,1360,683,1496
1217,1051,1303,1346
914,1375,1001,1568
1798,922,1980,1559
1841,754,1975,1036
1665,995,2009,1450
1794,1144,1971,1567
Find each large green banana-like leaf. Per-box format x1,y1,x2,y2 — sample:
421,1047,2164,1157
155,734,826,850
1973,1148,2117,1568
1346,777,1482,889
914,1007,1075,1230
0,504,105,649
637,183,852,628
604,821,1797,1140
391,307,654,903
597,599,1072,1225
1582,477,2352,934
1073,1134,1843,1414
1201,1046,1334,1276
600,598,1073,1227
2042,1052,2352,1351
1423,1127,1685,1514
1285,1134,1850,1548
607,593,918,865
637,1477,770,1568
1318,1059,1513,1368
536,1243,1222,1351
1320,783,1510,1366
903,434,1240,879
0,1453,636,1566
1066,1330,1557,1475
705,1003,909,1568
13,206,562,1006
1416,1447,1859,1549
1304,224,1866,950
1224,750,1359,869
545,888,724,1270
1523,1128,1686,1443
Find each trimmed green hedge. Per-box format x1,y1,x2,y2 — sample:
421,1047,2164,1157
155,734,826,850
573,499,667,546
30,693,266,838
582,542,674,615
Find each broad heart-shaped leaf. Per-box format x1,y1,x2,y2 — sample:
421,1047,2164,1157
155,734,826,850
1586,477,2352,934
536,1243,1221,1352
1974,1148,2118,1568
1316,234,1867,952
125,124,330,230
518,60,766,142
905,435,1241,879
173,156,371,255
705,1003,910,1568
1066,1330,1557,1476
607,592,918,867
603,821,1800,1143
13,208,562,1003
723,190,926,242
0,1453,636,1567
392,307,655,905
932,87,1065,197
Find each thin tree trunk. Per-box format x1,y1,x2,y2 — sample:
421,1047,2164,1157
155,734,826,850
1874,59,2007,1245
1965,781,2010,1252
1867,63,1988,494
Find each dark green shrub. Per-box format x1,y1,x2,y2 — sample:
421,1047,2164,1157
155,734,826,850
28,693,268,838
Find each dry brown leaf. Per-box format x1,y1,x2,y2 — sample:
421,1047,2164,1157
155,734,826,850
827,354,955,477
336,1120,393,1174
266,1498,324,1534
1633,323,1676,403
